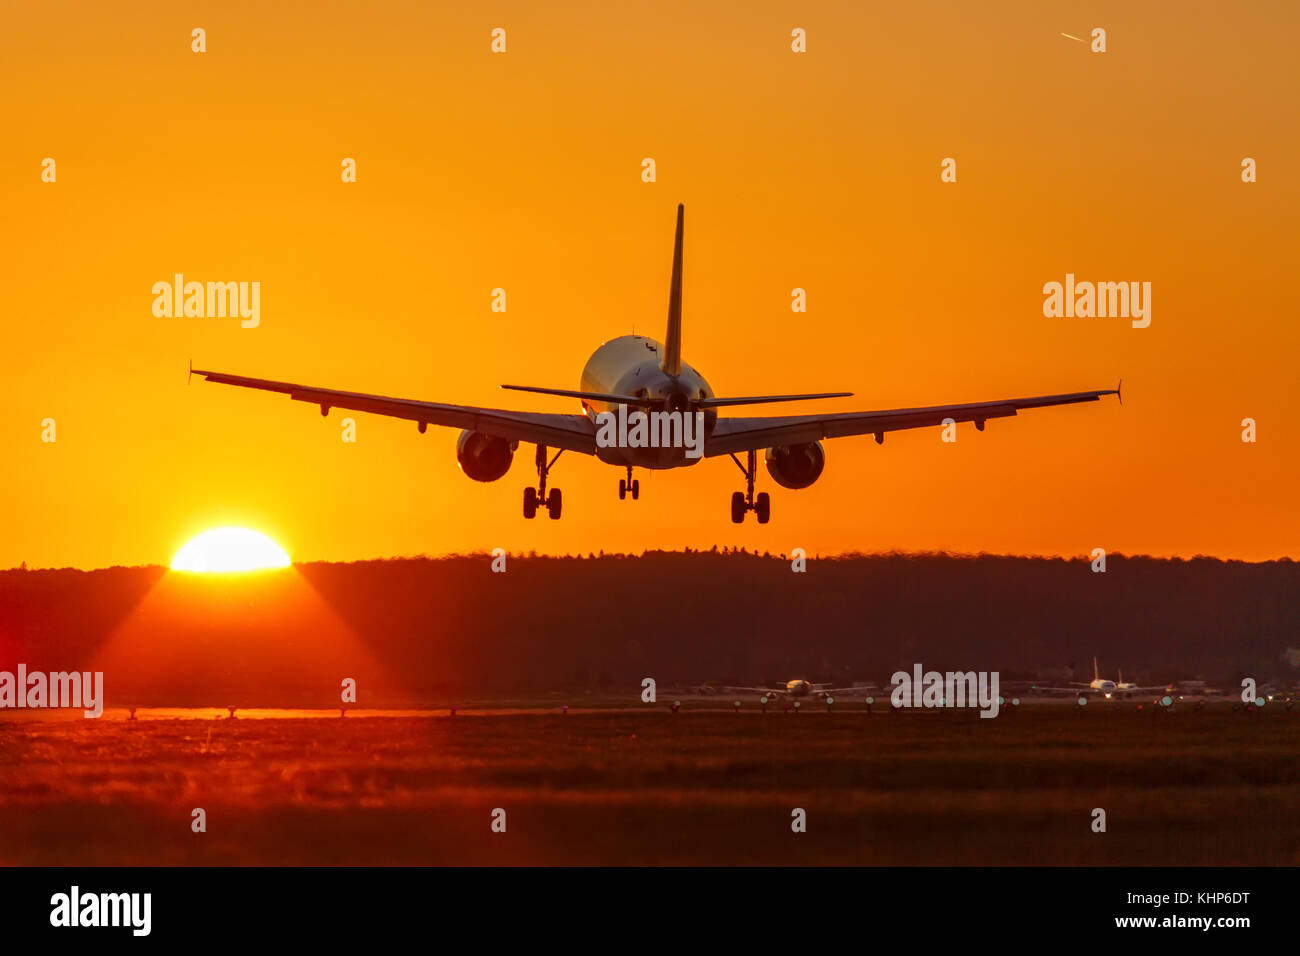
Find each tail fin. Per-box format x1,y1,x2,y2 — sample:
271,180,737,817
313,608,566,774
1093,656,1099,682
661,204,684,376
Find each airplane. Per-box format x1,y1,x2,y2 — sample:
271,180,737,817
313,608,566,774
191,204,1120,523
1035,658,1171,699
716,679,866,700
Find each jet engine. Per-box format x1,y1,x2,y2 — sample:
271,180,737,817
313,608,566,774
456,430,516,482
764,441,825,489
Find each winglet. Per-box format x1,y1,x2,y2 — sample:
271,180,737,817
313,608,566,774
1117,378,1123,406
188,358,193,385
661,204,684,376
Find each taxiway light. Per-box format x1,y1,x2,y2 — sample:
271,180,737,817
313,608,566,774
1161,696,1172,708
733,701,742,711
1011,698,1020,708
1077,696,1088,707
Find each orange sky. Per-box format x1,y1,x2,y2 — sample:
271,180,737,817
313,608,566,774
3,0,1297,569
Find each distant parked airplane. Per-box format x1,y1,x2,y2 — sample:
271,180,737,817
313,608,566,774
719,679,864,700
193,205,1119,523
1037,658,1171,699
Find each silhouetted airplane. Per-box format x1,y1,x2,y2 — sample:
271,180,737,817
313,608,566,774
192,205,1119,523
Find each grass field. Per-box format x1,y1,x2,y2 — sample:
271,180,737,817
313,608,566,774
2,704,1298,865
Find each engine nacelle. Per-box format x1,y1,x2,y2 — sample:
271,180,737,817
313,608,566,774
764,441,825,490
456,430,516,482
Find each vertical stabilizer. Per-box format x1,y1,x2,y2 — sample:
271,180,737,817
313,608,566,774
661,204,684,375
1093,657,1099,682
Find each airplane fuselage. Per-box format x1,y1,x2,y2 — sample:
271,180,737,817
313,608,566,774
579,335,718,468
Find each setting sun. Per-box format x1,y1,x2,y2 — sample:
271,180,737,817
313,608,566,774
171,527,291,573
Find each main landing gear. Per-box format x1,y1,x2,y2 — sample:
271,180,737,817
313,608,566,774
524,444,563,520
618,465,640,501
728,449,770,524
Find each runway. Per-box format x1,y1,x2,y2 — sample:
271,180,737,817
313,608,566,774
2,705,1296,865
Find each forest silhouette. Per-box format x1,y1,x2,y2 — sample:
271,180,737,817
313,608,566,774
1,551,1295,706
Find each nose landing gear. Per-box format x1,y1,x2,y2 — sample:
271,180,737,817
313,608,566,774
618,466,640,500
728,449,770,524
524,445,563,519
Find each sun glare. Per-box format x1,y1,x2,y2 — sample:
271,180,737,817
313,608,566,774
171,527,291,572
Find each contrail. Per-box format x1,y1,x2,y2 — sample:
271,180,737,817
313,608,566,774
1060,32,1085,42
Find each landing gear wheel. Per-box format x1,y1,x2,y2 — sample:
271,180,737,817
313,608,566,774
620,467,640,502
730,491,746,524
755,491,770,524
528,444,565,521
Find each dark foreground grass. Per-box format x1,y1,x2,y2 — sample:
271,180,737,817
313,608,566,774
2,705,1298,865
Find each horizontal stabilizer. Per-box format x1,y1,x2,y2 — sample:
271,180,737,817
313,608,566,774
698,391,853,409
501,384,655,406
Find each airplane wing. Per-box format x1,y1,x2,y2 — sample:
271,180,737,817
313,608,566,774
816,687,876,695
704,388,1119,457
1119,685,1176,693
1032,685,1171,696
191,369,598,454
1030,686,1096,695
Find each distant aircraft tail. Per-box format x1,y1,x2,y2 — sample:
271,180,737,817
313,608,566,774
1093,656,1100,682
661,204,684,376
